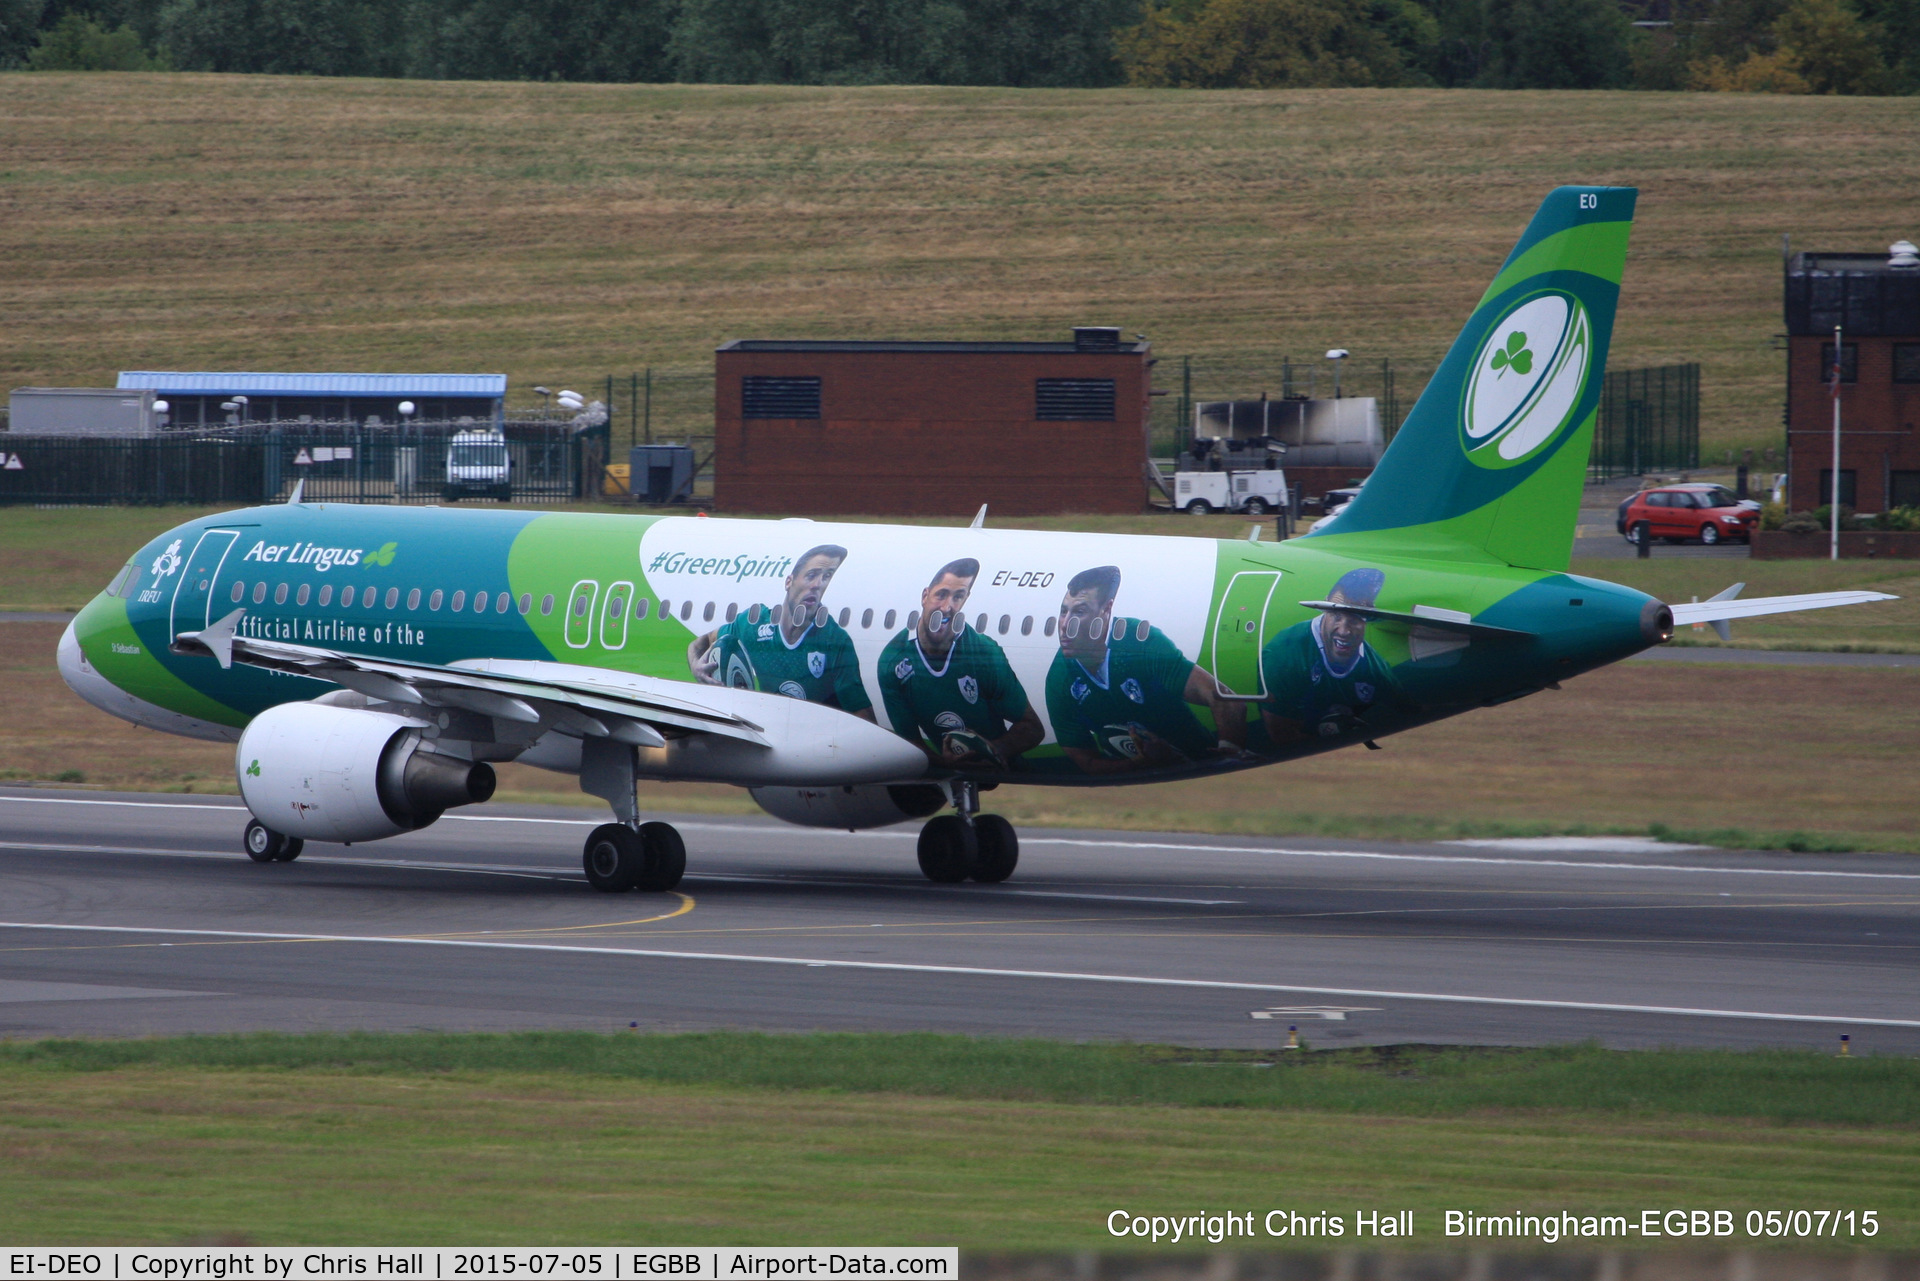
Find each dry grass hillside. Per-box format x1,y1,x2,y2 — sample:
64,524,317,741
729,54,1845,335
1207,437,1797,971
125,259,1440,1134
1,75,1918,451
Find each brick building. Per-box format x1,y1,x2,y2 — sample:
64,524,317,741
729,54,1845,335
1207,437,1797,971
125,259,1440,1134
712,331,1152,516
1784,244,1920,512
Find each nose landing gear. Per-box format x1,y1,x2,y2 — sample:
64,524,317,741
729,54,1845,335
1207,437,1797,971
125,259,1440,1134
243,819,303,863
916,781,1019,884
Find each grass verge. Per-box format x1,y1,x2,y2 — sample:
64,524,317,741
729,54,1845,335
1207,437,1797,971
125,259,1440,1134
2,1034,1916,1246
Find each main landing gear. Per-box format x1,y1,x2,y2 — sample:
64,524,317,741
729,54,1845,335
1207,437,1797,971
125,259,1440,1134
582,821,687,893
916,781,1018,885
243,819,303,863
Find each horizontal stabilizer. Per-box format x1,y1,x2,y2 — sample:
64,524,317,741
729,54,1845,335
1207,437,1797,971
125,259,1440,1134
1297,600,1534,641
1669,590,1897,630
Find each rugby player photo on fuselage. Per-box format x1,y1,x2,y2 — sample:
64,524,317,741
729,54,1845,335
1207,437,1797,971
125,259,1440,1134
686,543,874,719
876,557,1045,771
1044,565,1248,776
1259,567,1407,748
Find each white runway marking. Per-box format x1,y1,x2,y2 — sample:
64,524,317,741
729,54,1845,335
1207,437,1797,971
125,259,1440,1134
5,795,1919,882
2,919,1915,1030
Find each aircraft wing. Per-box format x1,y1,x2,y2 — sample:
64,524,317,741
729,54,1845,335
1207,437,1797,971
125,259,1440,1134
1669,588,1897,642
172,608,767,746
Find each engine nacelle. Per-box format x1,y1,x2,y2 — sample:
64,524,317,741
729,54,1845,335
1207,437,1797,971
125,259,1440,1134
749,783,947,831
236,701,496,843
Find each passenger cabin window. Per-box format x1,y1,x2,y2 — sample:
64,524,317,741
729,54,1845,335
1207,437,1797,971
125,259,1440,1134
274,583,288,604
496,592,510,613
725,603,738,622
230,581,244,603
634,597,650,620
1020,616,1033,636
1046,616,1058,637
519,594,532,614
680,600,693,621
319,585,333,606
252,582,267,604
452,590,467,612
884,609,897,630
385,588,399,609
407,588,420,610
429,590,443,611
1136,619,1151,641
541,594,554,615
703,601,715,622
838,607,851,627
861,608,874,629
998,615,1010,635
297,584,311,606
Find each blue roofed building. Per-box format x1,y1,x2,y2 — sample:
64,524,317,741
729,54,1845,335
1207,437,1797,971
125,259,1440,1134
116,371,507,428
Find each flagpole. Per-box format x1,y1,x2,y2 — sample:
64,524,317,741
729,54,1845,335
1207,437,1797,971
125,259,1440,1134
1831,324,1843,561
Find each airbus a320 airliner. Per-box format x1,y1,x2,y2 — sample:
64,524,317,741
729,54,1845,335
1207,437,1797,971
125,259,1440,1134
58,188,1893,891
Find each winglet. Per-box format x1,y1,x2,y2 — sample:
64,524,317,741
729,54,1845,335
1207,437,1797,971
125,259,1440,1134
173,608,245,669
288,478,305,505
969,504,987,529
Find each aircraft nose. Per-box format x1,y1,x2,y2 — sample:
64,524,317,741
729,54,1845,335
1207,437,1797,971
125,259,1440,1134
56,616,88,694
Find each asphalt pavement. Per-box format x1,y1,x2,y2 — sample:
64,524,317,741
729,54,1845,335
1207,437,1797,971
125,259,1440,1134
1,789,1914,1053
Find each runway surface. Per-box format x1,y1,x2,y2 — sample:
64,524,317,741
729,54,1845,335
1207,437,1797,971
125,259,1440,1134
1,788,1916,1053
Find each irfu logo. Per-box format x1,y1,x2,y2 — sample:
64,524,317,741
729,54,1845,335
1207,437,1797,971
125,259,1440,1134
1460,290,1592,469
1489,331,1532,378
246,759,262,777
364,542,398,567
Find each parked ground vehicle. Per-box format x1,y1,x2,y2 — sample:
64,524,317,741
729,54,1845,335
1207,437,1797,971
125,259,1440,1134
1307,486,1365,532
444,429,512,502
1172,467,1290,516
1617,483,1760,546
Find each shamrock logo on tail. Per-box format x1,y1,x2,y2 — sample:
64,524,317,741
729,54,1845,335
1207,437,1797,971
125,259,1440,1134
1490,330,1532,378
246,759,262,777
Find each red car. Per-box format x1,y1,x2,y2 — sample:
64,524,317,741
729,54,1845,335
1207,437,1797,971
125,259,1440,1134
1617,484,1760,546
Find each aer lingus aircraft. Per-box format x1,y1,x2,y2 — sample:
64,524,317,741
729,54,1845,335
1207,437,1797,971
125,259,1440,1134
59,187,1894,891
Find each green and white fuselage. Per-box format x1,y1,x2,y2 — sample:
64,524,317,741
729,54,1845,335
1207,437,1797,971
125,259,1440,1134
56,186,1891,881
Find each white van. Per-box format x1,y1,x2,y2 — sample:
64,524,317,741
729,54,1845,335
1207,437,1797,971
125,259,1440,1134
444,429,511,503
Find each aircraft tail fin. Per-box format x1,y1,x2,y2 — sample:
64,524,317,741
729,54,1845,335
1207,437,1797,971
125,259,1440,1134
1306,187,1636,571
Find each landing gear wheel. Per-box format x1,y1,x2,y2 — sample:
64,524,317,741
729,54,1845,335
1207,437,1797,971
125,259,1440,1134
1699,523,1721,545
1185,499,1212,516
636,821,686,892
917,814,978,883
1243,497,1269,516
583,823,645,892
970,814,1019,884
243,819,299,863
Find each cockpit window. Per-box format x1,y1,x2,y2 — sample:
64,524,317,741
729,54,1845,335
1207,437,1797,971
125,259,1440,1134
105,563,139,597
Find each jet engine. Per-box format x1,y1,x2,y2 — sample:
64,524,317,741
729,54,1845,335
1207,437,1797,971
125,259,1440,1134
236,701,495,844
749,783,946,831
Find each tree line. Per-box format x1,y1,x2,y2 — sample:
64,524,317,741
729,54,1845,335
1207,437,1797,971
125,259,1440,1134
3,0,1913,92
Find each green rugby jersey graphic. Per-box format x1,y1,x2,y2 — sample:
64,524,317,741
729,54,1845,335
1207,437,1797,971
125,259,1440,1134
714,610,871,712
1259,617,1405,739
1044,620,1215,764
877,626,1030,762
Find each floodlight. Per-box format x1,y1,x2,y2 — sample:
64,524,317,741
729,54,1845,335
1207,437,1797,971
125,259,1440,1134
398,401,416,415
152,400,169,413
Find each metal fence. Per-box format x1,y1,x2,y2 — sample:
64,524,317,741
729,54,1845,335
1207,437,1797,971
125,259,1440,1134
1590,364,1700,481
0,420,604,507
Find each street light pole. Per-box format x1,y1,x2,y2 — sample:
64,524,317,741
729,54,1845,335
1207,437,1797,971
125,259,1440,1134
1831,324,1842,562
